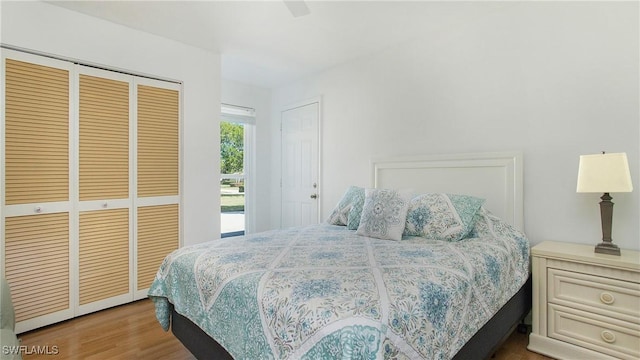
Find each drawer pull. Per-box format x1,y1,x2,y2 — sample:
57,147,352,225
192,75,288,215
600,292,615,305
601,330,616,344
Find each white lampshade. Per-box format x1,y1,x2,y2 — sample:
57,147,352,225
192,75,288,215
577,152,634,193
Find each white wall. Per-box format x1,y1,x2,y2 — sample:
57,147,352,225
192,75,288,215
221,79,272,232
1,1,221,246
271,2,640,250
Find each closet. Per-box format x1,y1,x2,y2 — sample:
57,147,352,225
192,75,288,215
1,49,181,333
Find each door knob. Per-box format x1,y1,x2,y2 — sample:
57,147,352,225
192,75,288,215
310,194,318,199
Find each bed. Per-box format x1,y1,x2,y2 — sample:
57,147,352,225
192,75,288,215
149,152,531,360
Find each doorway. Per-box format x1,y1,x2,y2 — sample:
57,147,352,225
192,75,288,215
280,100,320,228
220,104,255,237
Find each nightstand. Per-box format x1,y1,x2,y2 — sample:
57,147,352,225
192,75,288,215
528,241,640,360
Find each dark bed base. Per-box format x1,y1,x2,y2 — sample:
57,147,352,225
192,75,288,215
452,275,532,360
170,276,532,360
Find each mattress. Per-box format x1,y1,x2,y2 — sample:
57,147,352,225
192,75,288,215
149,208,529,359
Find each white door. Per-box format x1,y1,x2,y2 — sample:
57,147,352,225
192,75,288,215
281,102,319,228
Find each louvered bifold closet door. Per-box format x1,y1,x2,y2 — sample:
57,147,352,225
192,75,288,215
2,52,73,333
137,84,179,197
78,209,129,305
135,80,181,298
4,58,69,204
4,214,69,324
79,74,129,201
77,69,133,313
137,204,179,292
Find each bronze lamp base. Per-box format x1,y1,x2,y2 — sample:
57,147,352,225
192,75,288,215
595,192,621,256
595,241,621,256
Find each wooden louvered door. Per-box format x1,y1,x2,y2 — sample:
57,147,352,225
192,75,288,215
135,80,180,298
77,68,133,314
1,52,74,332
2,50,181,332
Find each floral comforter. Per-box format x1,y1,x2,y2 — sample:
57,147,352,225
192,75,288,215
148,209,529,360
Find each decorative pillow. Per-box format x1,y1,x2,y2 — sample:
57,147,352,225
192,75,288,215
326,186,364,226
356,188,411,241
404,193,485,241
346,187,366,230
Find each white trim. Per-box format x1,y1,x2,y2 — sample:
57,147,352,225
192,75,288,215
372,151,524,230
221,103,256,125
178,84,184,248
137,195,181,207
77,199,131,212
77,293,134,317
317,97,323,219
15,309,74,334
69,60,80,321
2,202,71,217
134,288,151,300
0,44,182,84
130,73,137,305
244,124,256,234
282,96,322,113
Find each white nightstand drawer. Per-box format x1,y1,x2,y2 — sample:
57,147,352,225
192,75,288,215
549,304,640,360
548,268,640,322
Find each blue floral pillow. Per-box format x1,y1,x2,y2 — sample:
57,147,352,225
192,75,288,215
326,186,364,226
356,188,411,241
346,188,365,230
404,193,485,241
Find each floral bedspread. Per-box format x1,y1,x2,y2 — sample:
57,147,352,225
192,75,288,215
148,209,529,360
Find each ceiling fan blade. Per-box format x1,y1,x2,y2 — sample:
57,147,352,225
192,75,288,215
283,0,310,17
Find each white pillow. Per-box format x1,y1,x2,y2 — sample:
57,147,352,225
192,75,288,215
356,188,411,241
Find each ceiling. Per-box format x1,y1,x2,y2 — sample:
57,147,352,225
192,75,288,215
49,1,513,88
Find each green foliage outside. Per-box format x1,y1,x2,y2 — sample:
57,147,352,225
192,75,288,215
220,121,245,213
220,122,244,174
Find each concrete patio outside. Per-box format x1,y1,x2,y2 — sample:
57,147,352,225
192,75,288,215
221,211,245,235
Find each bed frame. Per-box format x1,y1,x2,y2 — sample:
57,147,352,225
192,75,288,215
169,151,531,359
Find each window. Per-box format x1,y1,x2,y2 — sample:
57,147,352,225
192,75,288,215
220,104,255,237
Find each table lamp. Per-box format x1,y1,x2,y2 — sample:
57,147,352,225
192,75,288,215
577,152,633,255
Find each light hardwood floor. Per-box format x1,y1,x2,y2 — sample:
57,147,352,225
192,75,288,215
18,299,553,359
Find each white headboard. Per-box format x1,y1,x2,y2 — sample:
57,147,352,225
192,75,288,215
372,152,524,231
